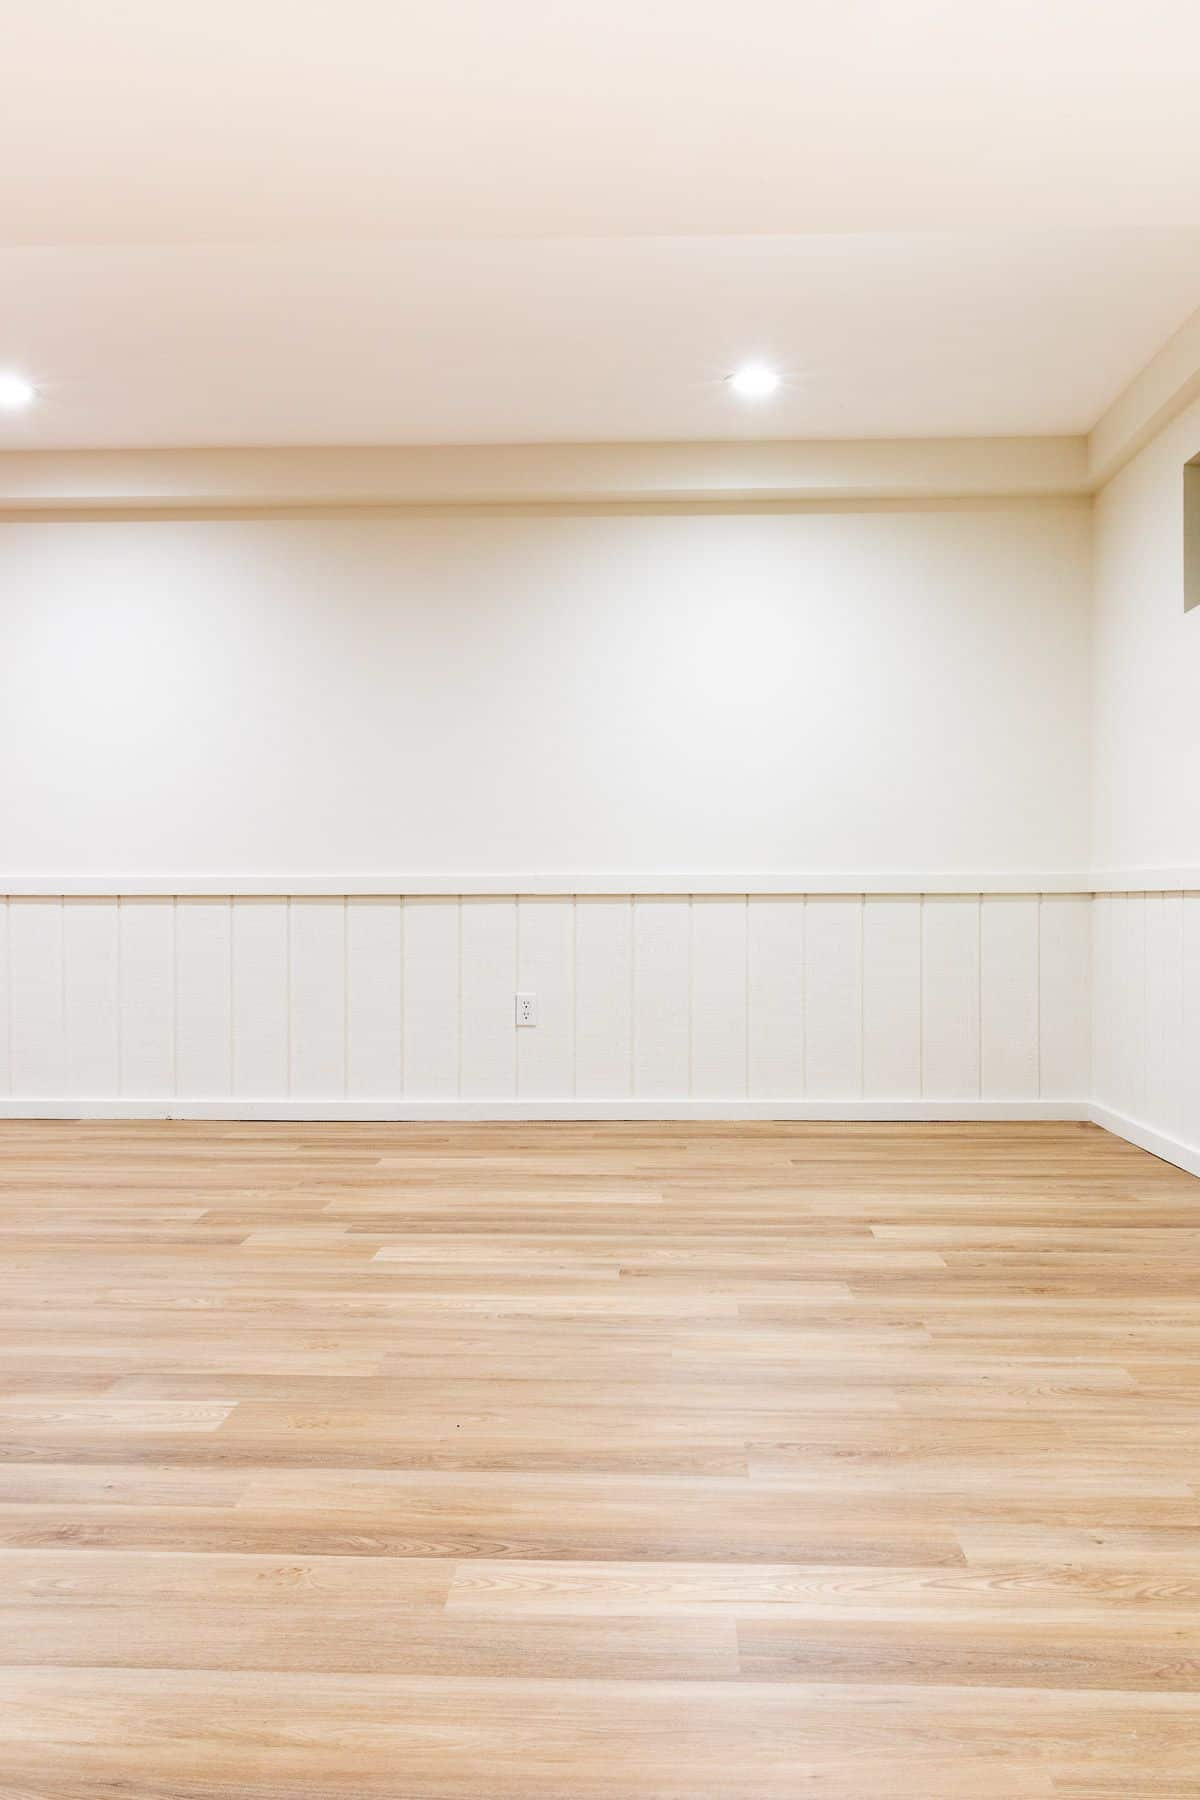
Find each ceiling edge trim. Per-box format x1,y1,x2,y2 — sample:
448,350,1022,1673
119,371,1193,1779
0,437,1088,512
1089,304,1200,489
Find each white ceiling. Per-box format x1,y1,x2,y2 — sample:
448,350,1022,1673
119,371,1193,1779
6,235,1200,448
4,0,1200,448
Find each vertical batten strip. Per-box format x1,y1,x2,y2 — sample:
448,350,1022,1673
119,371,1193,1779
1183,894,1200,1155
342,895,350,1103
171,897,180,1099
574,896,634,1099
401,896,460,1099
8,898,66,1098
231,897,289,1099
117,897,175,1099
980,896,1040,1099
804,896,863,1099
1036,892,1043,1101
863,895,922,1099
921,896,928,1101
686,897,694,1101
346,898,405,1099
287,898,348,1099
511,897,519,1097
1038,894,1090,1100
921,896,981,1099
690,895,748,1099
457,897,465,1099
63,898,120,1100
516,896,574,1098
174,896,233,1099
285,898,293,1098
747,895,805,1099
1116,894,1148,1124
743,895,751,1103
396,898,412,1099
0,900,9,1096
632,896,690,1099
858,898,866,1099
460,897,518,1099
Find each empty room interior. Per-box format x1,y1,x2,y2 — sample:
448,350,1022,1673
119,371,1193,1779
4,3,1200,1794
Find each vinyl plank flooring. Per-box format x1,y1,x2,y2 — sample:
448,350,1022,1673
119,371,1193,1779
0,1117,1198,1796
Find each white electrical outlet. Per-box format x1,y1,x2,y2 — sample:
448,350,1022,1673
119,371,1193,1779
515,992,537,1027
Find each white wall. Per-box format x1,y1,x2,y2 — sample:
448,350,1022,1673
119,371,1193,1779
0,502,1091,880
0,492,1116,1123
1088,395,1200,1172
1091,389,1200,874
0,463,1195,1149
1091,892,1200,1175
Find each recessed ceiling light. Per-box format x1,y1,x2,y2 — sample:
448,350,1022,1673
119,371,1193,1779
727,362,781,400
0,371,36,411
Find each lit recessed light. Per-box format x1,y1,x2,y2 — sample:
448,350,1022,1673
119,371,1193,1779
0,371,37,411
727,362,780,400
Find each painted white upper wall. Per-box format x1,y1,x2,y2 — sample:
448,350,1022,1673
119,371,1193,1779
0,502,1090,879
1091,389,1200,873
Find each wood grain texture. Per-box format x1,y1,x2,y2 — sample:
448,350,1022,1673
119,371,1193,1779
0,1117,1197,1796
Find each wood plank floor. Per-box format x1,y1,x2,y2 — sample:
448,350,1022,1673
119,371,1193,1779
1,1119,1198,1797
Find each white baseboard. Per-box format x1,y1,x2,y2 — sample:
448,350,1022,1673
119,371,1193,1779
1089,1104,1200,1180
0,1096,1089,1122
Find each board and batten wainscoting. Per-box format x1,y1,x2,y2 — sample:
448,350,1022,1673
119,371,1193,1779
0,889,1094,1122
1091,891,1200,1177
